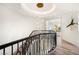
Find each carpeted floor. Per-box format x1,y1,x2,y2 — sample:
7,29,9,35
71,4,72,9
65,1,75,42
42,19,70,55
48,40,79,55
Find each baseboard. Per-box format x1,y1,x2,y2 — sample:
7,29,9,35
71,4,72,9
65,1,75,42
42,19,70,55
62,40,78,48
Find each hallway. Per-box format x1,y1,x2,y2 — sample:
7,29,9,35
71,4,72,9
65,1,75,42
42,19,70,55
0,3,79,55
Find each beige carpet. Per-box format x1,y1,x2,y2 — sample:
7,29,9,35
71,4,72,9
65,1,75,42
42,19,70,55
48,40,79,55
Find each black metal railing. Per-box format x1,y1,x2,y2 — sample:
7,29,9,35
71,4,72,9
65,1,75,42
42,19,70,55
29,30,55,36
0,30,57,55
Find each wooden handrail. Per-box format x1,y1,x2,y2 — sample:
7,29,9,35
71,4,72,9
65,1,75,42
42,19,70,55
0,34,39,50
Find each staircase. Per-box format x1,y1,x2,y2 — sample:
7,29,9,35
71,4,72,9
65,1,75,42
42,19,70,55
0,30,57,55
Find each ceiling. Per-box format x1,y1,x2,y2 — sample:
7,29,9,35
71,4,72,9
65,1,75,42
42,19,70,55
0,3,79,19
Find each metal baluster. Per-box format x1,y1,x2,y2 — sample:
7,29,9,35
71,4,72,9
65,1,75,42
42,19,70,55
35,40,36,55
22,41,23,54
48,34,50,52
43,35,45,55
11,45,13,55
36,39,39,55
54,33,57,47
45,35,47,54
17,43,19,54
26,40,29,55
52,34,54,49
30,38,32,55
3,48,5,55
17,43,19,51
32,40,35,55
31,37,35,55
50,34,51,51
39,34,40,55
37,39,39,55
26,39,28,51
27,41,29,55
31,42,33,55
46,34,49,54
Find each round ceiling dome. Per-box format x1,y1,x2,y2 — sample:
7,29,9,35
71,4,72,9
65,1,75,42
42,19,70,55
21,3,56,16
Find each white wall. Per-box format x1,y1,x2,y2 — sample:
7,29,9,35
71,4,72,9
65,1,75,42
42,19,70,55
0,5,44,45
45,12,79,47
61,12,78,47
